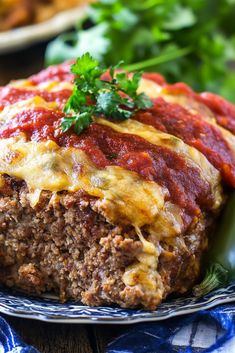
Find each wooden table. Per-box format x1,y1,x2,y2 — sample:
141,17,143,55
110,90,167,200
0,42,126,353
5,314,126,353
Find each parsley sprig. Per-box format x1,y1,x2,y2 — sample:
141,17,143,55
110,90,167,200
61,53,152,135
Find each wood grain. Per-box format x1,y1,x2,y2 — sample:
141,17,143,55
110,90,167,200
7,317,94,353
5,316,127,353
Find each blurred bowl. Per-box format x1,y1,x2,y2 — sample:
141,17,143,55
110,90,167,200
0,5,87,54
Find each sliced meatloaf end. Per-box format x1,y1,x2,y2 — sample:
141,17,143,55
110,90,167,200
0,175,210,309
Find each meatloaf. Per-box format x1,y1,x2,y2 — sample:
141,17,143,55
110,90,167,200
0,63,234,309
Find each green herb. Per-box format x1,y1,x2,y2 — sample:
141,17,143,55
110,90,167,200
60,53,152,134
45,0,235,103
193,191,235,297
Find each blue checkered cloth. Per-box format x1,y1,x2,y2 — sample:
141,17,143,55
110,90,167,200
1,304,235,353
107,304,235,353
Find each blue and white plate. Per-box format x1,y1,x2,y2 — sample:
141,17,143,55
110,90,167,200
0,283,235,324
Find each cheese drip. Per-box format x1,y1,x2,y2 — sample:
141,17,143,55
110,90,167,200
122,227,164,302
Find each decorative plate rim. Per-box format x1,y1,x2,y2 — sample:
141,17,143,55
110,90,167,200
0,5,87,54
0,283,235,324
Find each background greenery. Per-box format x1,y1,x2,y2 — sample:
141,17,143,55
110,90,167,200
45,0,235,102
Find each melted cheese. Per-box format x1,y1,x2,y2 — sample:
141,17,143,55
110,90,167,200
10,79,74,92
122,226,164,296
138,78,162,97
96,117,222,209
0,135,186,238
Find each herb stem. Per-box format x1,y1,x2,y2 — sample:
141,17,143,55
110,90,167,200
193,263,228,297
130,0,164,11
123,47,192,72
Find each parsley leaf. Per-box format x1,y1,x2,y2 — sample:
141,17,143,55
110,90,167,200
61,53,152,135
116,71,141,96
70,53,100,77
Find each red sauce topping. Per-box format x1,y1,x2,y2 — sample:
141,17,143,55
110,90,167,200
164,83,235,135
101,71,166,86
164,82,193,96
29,63,166,87
0,87,72,111
200,92,235,134
0,108,213,227
142,72,166,86
135,97,235,187
29,61,74,85
0,108,63,141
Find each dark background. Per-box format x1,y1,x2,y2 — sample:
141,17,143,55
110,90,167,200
0,42,46,85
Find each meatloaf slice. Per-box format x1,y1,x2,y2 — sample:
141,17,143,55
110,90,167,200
0,175,209,309
1,61,234,310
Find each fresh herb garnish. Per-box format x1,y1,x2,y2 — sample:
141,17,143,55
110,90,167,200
61,53,152,135
46,0,235,103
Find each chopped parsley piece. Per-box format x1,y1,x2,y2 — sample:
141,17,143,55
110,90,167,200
61,53,152,135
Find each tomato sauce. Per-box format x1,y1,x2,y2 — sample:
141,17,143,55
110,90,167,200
29,61,74,85
135,97,235,187
0,107,214,227
142,72,166,86
164,83,235,135
200,92,235,134
0,108,63,141
0,87,72,111
101,71,166,86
